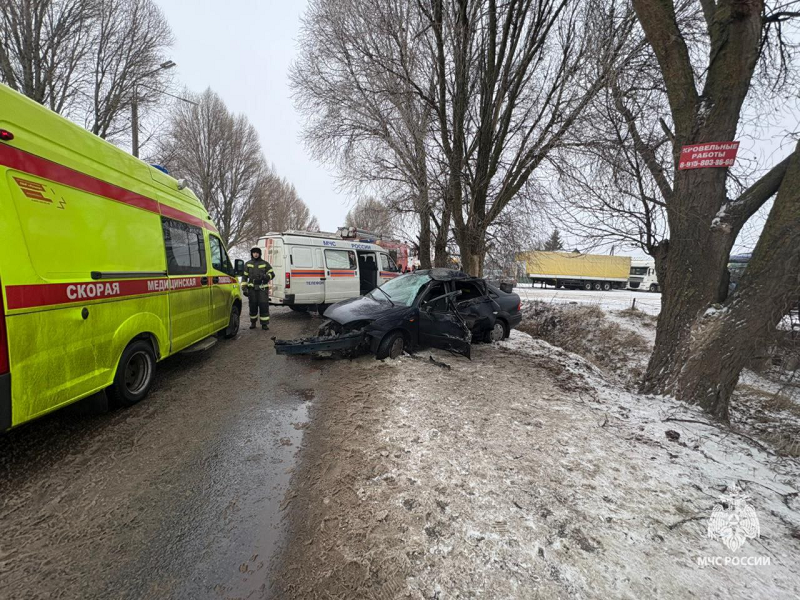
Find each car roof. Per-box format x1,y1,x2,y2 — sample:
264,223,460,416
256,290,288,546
416,268,474,282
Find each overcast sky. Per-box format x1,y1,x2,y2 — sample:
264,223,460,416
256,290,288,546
156,0,350,232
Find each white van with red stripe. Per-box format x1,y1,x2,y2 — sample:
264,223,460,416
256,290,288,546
259,231,401,312
0,84,244,432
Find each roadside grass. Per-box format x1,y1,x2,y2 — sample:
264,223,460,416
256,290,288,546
518,301,649,387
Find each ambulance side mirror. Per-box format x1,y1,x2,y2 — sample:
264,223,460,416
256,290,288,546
234,259,245,276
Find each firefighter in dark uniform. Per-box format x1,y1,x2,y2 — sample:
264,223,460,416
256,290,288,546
242,246,275,330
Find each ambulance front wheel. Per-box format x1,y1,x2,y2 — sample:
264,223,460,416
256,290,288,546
110,340,156,407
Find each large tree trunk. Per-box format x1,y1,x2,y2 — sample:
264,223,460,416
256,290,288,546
417,187,433,269
634,0,765,402
433,202,451,268
455,223,486,276
665,143,800,419
642,169,734,393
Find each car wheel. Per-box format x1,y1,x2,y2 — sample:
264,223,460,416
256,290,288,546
376,331,405,360
602,282,611,291
110,340,156,407
649,283,658,292
593,282,602,291
582,282,592,291
223,305,240,338
485,321,506,343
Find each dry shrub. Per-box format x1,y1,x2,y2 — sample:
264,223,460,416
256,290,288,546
617,307,657,328
519,302,650,386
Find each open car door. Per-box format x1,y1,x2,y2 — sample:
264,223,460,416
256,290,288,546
454,279,501,336
418,289,472,359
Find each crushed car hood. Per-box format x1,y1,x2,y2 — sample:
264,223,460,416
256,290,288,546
323,295,410,325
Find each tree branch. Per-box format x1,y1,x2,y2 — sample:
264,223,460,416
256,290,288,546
711,150,795,234
631,0,698,141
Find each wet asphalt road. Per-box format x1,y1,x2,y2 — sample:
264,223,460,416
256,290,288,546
0,308,322,600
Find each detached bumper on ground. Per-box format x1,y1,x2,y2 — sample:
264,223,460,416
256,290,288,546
274,331,365,355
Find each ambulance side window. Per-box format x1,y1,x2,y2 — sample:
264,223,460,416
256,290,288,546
162,217,206,275
209,235,232,274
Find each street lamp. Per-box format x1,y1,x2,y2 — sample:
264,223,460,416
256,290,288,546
131,60,176,158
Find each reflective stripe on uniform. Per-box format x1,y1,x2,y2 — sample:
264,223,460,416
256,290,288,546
258,264,267,268
260,316,270,322
246,263,254,267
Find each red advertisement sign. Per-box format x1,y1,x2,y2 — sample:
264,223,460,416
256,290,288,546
679,141,739,170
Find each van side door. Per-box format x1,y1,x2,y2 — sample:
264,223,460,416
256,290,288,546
378,253,400,286
289,245,325,305
324,249,359,304
162,217,211,351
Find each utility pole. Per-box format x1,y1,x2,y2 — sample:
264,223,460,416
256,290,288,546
131,60,176,159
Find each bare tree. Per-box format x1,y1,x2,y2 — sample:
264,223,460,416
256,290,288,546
344,196,395,237
250,174,320,238
0,0,94,114
84,0,174,140
407,0,634,275
156,88,269,249
291,0,441,268
576,0,800,419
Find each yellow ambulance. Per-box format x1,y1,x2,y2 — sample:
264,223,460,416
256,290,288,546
0,84,244,432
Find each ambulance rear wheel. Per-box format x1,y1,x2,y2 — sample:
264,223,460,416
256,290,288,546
111,340,156,407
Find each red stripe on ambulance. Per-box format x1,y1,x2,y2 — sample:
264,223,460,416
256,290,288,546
5,277,205,310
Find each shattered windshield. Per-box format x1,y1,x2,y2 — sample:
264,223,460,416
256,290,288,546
369,273,431,306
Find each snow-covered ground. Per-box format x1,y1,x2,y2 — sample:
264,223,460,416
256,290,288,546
516,286,662,316
278,320,800,599
368,334,800,598
277,296,800,600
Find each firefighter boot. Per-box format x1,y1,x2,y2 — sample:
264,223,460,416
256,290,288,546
250,321,257,329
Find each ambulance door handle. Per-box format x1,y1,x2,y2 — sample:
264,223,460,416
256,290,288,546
319,277,326,281
201,277,209,285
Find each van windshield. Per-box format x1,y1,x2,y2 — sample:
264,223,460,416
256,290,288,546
368,273,431,306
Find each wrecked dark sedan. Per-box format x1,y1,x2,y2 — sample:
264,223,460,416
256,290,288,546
274,269,522,360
